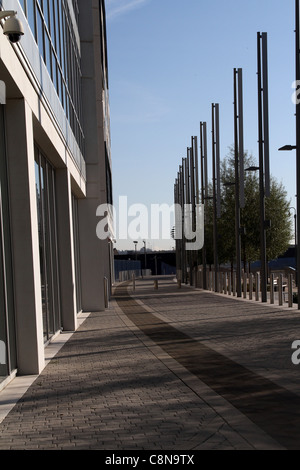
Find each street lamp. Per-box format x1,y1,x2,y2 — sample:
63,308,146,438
278,145,297,151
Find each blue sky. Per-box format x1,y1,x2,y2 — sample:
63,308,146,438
105,0,296,251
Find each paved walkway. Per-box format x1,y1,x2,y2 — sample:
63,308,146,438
0,276,299,450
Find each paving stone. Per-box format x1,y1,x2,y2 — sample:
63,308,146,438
0,276,296,450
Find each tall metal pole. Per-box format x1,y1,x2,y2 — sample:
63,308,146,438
193,136,199,282
238,69,245,210
182,159,186,283
194,135,200,206
212,104,219,291
296,0,300,309
189,144,195,285
234,69,242,297
257,32,268,303
200,122,208,289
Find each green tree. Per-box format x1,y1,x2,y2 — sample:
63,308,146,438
204,148,292,267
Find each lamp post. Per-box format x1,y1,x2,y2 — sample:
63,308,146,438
276,0,300,309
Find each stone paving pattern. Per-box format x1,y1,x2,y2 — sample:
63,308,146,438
0,276,299,450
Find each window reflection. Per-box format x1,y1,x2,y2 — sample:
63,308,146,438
19,0,84,154
35,147,61,342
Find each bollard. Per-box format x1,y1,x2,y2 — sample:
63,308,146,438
132,274,136,292
278,274,283,306
243,273,247,299
288,274,293,308
255,273,260,301
154,279,158,290
249,273,253,300
270,273,274,304
233,273,236,297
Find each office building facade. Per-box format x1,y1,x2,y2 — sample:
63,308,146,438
0,0,113,388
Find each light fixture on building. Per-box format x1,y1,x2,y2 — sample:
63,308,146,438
0,10,24,43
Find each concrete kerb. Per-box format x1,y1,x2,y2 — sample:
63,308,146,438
112,287,284,450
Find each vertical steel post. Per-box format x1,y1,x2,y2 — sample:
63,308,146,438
189,142,195,285
257,32,268,303
215,104,221,219
296,0,300,309
238,69,245,209
212,104,219,291
181,160,186,283
234,69,242,297
262,33,271,198
194,135,200,206
200,122,208,290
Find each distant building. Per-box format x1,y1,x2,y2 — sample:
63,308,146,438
0,0,113,388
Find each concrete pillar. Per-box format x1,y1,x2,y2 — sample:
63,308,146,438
78,0,111,312
5,99,44,375
55,168,77,331
78,199,106,312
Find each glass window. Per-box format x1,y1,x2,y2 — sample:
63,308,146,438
58,70,62,102
22,0,84,153
45,32,52,76
51,48,57,90
49,0,56,43
27,0,36,39
55,0,61,64
34,147,61,342
43,0,50,31
19,0,26,13
36,7,45,60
